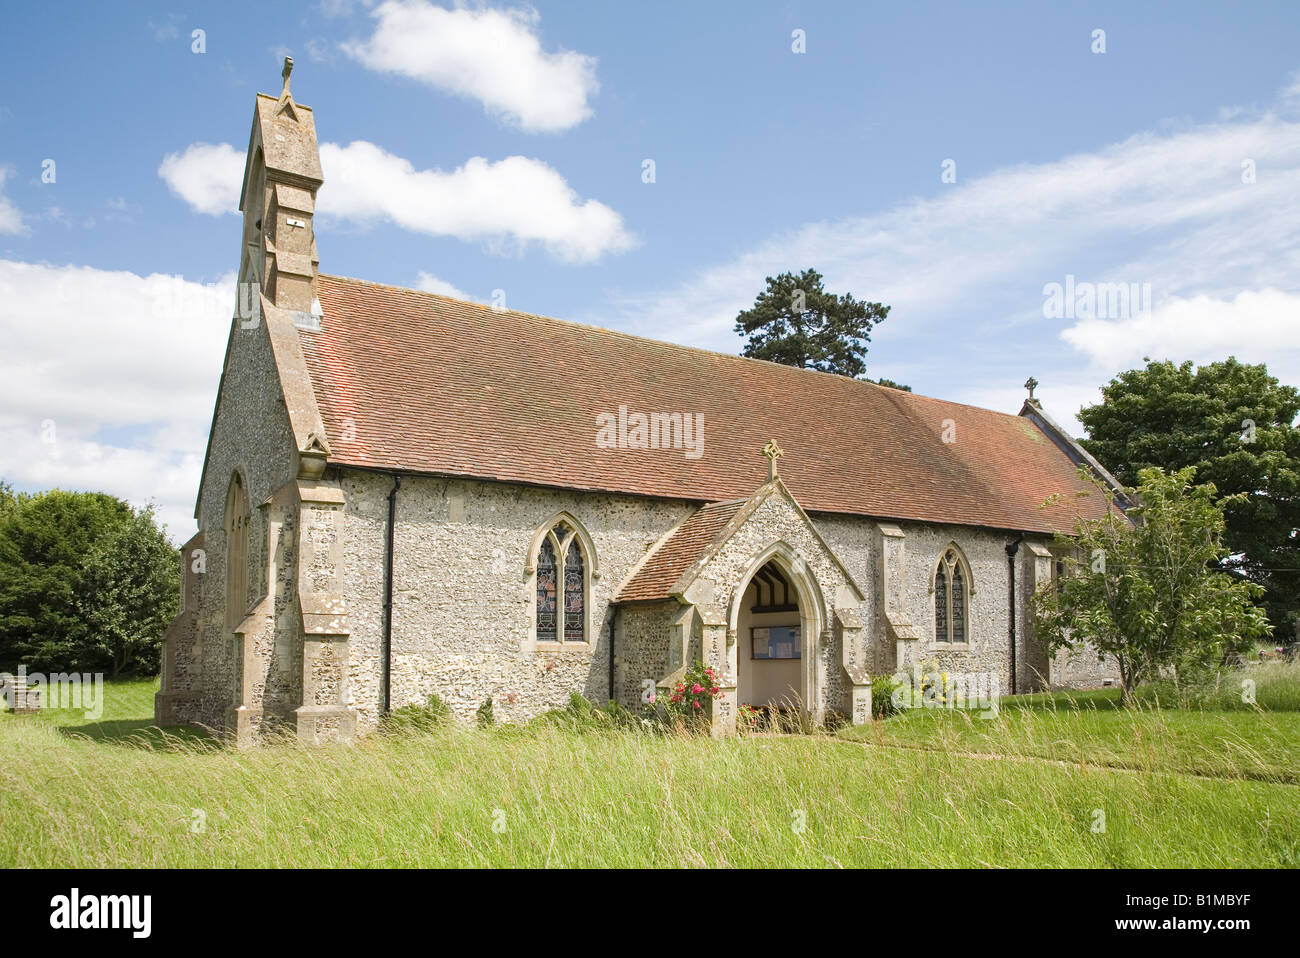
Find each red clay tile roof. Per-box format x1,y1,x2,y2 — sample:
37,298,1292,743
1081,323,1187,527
303,274,1112,534
617,500,744,602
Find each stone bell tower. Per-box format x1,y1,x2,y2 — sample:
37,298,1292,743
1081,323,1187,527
237,57,324,322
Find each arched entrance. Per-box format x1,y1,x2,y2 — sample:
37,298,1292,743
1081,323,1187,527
727,543,827,728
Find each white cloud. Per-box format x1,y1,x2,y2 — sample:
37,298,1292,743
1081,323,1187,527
157,142,245,216
319,0,374,17
0,260,234,539
414,271,475,300
0,167,26,234
1282,70,1300,110
320,141,632,261
605,112,1300,351
147,14,182,43
1061,288,1300,386
343,0,598,133
158,138,632,262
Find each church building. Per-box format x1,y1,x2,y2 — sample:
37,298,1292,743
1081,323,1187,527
156,63,1123,744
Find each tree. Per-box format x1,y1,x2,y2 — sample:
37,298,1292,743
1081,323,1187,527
869,377,911,392
733,268,889,378
1032,467,1271,699
0,490,179,676
77,503,181,676
1078,358,1300,634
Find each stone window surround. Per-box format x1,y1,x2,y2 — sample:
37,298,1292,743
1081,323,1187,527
224,470,252,631
929,541,974,649
523,511,600,651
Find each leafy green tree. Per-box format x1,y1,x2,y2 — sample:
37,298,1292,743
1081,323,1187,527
76,503,181,676
869,377,911,392
0,490,179,676
733,268,889,378
0,480,16,517
1078,358,1300,632
1033,467,1271,698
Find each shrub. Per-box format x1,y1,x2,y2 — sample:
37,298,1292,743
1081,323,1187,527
1033,467,1271,698
0,489,178,676
379,694,450,735
737,703,761,734
534,693,648,733
666,661,722,719
871,672,902,718
476,697,495,727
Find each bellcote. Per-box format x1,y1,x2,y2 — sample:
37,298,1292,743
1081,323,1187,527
237,57,324,319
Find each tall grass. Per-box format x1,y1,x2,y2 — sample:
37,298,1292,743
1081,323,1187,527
1,678,1298,867
842,659,1300,784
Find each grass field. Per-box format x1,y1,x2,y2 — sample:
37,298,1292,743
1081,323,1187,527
1,672,1297,868
841,664,1300,785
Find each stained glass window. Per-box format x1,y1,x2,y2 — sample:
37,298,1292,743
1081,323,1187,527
534,519,590,643
935,565,948,643
950,564,965,644
564,539,584,642
935,548,969,645
536,538,557,643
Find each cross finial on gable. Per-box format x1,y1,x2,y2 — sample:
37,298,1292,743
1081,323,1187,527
1024,376,1039,400
762,439,785,480
281,56,293,97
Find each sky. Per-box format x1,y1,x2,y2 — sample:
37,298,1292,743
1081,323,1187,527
2,0,1299,541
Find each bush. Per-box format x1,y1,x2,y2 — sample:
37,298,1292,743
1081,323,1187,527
476,697,495,727
665,662,721,717
871,673,902,718
736,703,761,734
1033,467,1271,698
379,694,451,735
535,693,655,733
0,488,179,676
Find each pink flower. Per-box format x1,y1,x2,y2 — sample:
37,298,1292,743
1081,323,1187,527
648,693,656,703
691,683,704,694
693,700,701,709
709,687,719,695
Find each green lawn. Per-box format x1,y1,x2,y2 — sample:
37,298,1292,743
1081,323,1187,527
1,676,1297,867
840,662,1300,785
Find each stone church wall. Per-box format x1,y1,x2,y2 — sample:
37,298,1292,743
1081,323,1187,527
814,517,1118,695
613,601,681,709
337,470,695,729
170,317,300,731
331,473,1119,732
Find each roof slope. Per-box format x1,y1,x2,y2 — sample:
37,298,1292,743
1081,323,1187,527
302,274,1111,533
618,500,744,603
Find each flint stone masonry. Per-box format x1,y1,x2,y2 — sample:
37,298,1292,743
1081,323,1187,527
339,470,694,729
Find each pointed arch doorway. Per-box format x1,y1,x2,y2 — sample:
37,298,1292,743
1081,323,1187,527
727,544,827,727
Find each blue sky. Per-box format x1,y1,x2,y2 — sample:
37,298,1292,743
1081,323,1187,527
2,0,1300,539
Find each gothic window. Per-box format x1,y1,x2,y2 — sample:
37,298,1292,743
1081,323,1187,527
564,539,585,642
536,538,557,643
533,518,590,643
934,547,970,645
225,473,251,629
